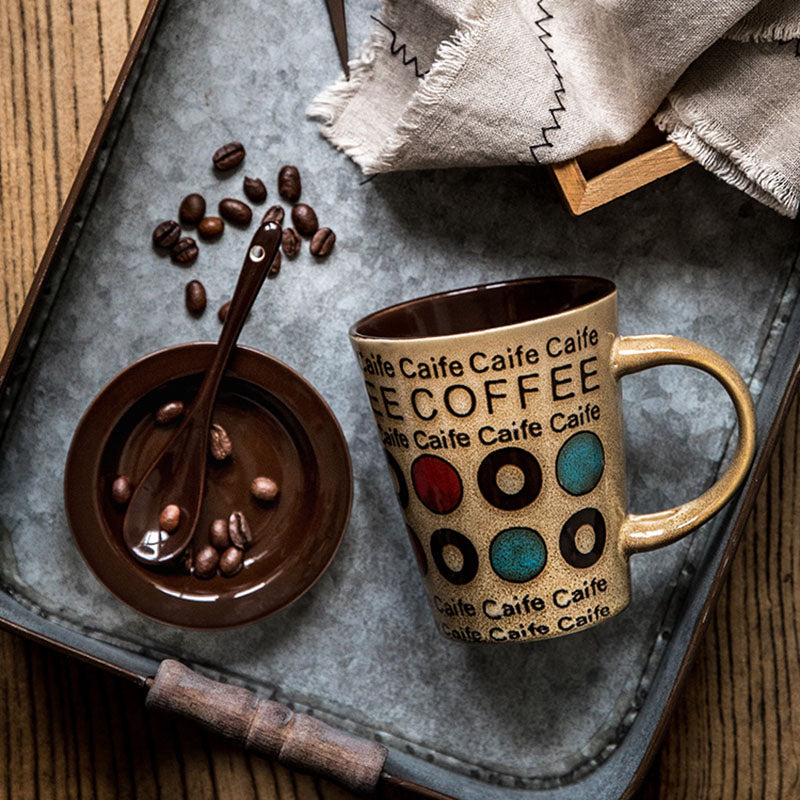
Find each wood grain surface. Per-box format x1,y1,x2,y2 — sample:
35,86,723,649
0,1,798,798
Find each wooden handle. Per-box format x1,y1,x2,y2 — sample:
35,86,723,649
146,660,387,795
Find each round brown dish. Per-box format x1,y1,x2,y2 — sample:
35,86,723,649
64,344,352,629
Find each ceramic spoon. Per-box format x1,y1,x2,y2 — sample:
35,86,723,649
123,221,282,565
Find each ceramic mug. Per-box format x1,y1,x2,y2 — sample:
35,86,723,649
349,276,757,644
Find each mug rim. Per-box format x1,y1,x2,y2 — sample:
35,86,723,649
349,275,617,342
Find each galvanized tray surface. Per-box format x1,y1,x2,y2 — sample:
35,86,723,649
0,1,799,797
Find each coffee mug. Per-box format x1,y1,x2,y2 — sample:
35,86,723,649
349,276,757,644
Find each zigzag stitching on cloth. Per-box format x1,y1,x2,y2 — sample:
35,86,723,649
370,16,430,79
529,0,566,165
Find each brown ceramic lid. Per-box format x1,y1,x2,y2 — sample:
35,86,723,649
64,343,352,629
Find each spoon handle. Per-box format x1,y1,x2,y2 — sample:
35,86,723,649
195,222,282,413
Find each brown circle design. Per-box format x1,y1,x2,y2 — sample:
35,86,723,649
64,344,352,629
559,508,606,569
430,529,478,585
477,447,542,510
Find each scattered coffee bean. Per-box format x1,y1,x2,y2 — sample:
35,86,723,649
194,545,219,578
111,475,133,506
310,227,336,257
155,400,185,424
213,141,245,171
292,203,318,236
160,504,181,533
209,518,229,550
218,300,231,323
171,237,198,265
185,280,207,315
251,476,279,502
243,176,267,204
261,205,285,225
209,423,232,461
267,250,281,278
179,193,206,225
278,165,301,203
197,216,224,240
281,227,301,258
219,546,243,577
228,510,253,549
219,198,252,227
152,220,181,249
182,548,194,574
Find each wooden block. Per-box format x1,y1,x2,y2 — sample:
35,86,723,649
146,660,388,796
548,122,693,215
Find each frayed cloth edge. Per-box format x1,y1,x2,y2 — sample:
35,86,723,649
307,0,498,174
725,20,800,42
654,102,799,218
306,1,399,173
375,0,499,171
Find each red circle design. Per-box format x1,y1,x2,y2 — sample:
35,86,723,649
411,455,463,514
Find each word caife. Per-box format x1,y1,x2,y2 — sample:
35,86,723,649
357,327,601,423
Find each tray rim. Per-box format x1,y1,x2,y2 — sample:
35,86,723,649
0,2,798,797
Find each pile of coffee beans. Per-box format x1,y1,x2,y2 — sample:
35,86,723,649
150,143,337,320
111,400,281,579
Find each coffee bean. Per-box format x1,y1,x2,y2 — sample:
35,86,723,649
243,176,267,203
218,300,231,323
278,165,301,203
111,476,133,506
160,504,180,533
209,518,229,550
261,205,285,225
219,198,252,227
152,220,181,249
179,193,206,225
194,545,219,578
197,216,224,240
171,237,198,265
209,423,232,461
281,227,301,258
185,280,207,315
292,203,318,236
213,141,245,171
310,227,336,257
219,546,243,577
267,250,281,279
228,510,253,549
155,400,185,424
251,476,279,501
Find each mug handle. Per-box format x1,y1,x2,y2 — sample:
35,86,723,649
611,335,757,556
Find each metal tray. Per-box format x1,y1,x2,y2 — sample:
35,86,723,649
1,0,799,797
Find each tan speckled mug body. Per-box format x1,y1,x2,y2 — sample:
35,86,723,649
349,277,756,644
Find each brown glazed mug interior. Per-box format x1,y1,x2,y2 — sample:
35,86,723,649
350,276,616,340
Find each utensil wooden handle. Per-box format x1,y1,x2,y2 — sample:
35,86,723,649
146,660,387,795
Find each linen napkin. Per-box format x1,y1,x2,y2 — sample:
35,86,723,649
309,0,800,216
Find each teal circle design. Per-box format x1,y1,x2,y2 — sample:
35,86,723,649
556,431,605,496
489,527,547,583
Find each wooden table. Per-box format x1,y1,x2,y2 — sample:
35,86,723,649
1,2,797,797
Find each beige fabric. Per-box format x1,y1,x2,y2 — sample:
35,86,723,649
309,0,800,217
